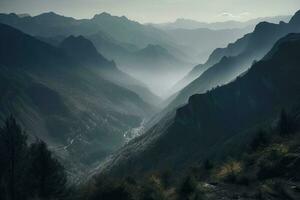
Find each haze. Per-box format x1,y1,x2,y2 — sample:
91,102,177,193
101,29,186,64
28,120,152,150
1,0,300,23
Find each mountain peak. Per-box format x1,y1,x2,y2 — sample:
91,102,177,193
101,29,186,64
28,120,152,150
289,9,300,24
59,35,111,67
92,12,132,24
36,11,60,18
34,12,75,23
60,35,98,55
93,12,113,19
17,13,30,18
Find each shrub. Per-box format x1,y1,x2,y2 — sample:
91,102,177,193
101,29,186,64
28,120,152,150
250,129,269,151
177,176,196,200
216,160,242,183
278,110,296,136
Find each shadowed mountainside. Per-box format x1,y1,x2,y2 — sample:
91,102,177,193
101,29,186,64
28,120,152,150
0,23,157,178
99,33,300,177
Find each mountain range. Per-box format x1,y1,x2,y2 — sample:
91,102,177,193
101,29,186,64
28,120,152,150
151,15,291,30
99,31,300,177
166,10,300,115
0,23,159,178
0,12,194,97
1,8,300,189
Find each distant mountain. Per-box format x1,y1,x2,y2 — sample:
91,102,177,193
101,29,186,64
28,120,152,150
17,13,30,18
164,27,252,63
61,35,162,106
152,15,291,30
60,35,111,66
0,23,157,177
168,10,300,111
99,32,300,176
0,12,190,97
90,12,175,49
118,44,193,97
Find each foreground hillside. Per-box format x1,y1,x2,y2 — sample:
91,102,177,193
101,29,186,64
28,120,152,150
98,32,300,178
79,112,300,200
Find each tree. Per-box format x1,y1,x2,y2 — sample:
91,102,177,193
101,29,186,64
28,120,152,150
89,178,132,200
178,176,195,200
203,159,214,171
0,116,28,200
278,110,295,136
250,129,269,151
26,140,67,199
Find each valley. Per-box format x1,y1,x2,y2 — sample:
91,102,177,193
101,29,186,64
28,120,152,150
0,1,300,200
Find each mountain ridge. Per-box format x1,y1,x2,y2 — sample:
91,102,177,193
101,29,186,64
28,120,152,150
98,31,300,177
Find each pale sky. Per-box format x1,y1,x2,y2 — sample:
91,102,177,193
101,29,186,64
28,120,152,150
1,0,300,23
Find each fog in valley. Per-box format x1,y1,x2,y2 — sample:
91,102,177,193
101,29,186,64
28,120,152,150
1,1,300,200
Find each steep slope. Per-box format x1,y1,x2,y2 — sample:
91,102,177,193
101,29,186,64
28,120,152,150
60,35,162,107
99,33,300,177
168,10,300,111
0,23,156,176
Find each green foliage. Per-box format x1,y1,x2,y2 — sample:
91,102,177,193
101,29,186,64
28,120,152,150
177,176,196,200
250,129,269,151
0,116,68,200
26,140,67,199
257,144,289,180
203,159,214,171
88,177,133,200
216,159,243,183
278,109,296,136
0,116,28,200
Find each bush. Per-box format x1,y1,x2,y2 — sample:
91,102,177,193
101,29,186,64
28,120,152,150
250,130,269,151
278,110,296,136
89,178,132,200
177,176,196,200
257,144,288,180
216,160,242,183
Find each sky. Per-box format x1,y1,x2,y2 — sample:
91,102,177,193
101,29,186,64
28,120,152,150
1,0,300,23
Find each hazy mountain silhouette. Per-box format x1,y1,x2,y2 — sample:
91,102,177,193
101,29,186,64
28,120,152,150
99,32,300,176
0,12,192,97
0,23,157,175
167,10,300,112
165,27,252,63
152,16,291,30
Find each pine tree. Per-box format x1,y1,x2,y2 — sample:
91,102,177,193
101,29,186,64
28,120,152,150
250,129,269,151
278,110,295,136
0,116,28,200
26,140,67,199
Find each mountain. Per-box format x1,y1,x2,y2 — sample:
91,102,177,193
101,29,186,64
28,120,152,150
152,15,291,30
0,12,177,49
99,32,300,177
164,27,252,63
91,12,175,49
61,35,162,106
0,23,157,177
119,44,193,98
168,10,300,111
0,12,190,97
